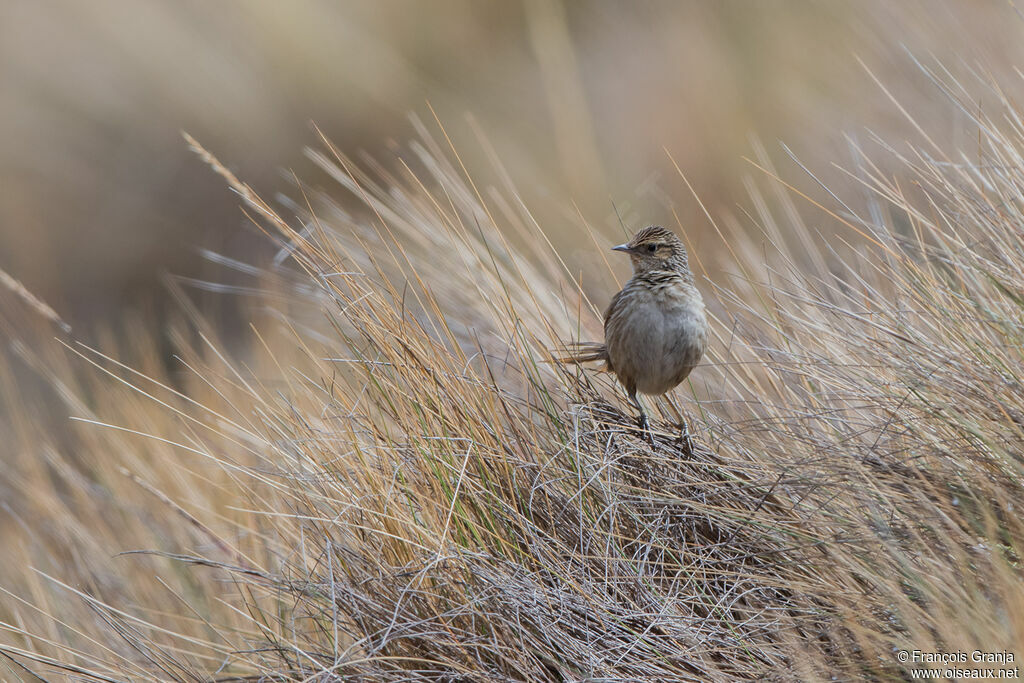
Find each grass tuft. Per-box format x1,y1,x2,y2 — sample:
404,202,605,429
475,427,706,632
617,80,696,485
2,72,1024,680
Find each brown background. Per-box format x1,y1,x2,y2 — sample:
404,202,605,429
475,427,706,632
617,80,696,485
1,1,1019,327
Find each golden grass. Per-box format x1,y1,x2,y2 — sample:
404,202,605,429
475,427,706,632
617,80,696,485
1,68,1023,680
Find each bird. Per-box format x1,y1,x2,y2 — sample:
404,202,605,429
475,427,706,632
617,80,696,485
561,225,708,438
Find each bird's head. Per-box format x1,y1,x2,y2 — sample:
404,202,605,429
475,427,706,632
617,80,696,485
612,226,689,274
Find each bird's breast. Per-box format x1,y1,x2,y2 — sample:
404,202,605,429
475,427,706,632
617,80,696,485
604,275,708,396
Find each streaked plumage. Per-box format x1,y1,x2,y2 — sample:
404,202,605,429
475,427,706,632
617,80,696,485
563,225,708,432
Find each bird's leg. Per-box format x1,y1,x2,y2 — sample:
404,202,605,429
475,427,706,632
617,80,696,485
629,390,654,443
628,390,647,428
677,416,694,455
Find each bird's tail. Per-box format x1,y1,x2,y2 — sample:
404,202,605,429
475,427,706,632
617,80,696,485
552,341,609,364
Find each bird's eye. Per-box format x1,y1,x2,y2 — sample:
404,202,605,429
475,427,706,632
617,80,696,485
646,244,657,253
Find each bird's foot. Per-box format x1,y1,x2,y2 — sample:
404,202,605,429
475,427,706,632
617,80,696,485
636,412,656,445
676,422,694,454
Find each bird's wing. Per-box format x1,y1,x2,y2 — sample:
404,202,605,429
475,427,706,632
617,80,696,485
603,286,629,329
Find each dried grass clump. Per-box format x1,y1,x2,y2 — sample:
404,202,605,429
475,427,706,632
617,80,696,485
1,71,1023,680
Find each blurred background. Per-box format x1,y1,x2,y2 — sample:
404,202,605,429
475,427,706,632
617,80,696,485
1,0,1021,328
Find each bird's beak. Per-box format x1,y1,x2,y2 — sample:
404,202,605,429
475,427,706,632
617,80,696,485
612,244,631,253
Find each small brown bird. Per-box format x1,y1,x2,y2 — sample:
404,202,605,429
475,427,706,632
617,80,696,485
563,226,708,433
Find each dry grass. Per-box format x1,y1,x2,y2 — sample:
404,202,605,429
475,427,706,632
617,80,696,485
1,67,1023,681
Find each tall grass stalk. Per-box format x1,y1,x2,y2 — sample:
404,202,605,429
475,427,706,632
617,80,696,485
1,71,1023,680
